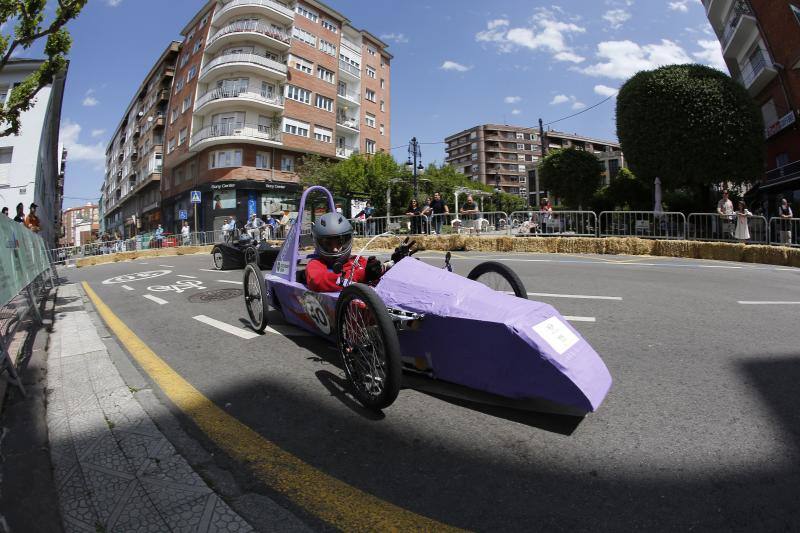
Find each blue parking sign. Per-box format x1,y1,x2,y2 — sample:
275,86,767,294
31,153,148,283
190,190,201,204
178,210,188,220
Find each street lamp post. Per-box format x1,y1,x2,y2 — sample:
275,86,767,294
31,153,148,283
386,177,403,228
405,137,424,199
494,172,501,212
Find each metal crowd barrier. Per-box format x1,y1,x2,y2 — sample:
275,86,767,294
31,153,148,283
386,214,431,235
509,211,597,237
599,211,686,240
428,212,509,236
350,217,387,237
769,217,799,247
687,213,769,244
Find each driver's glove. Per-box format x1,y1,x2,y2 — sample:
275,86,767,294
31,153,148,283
364,256,383,282
391,237,418,263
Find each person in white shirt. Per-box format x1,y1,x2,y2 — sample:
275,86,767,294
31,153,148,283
181,220,190,245
245,213,265,241
716,190,734,239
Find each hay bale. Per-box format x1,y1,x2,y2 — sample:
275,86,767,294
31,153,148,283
695,241,745,262
742,245,788,266
788,248,800,268
652,239,696,258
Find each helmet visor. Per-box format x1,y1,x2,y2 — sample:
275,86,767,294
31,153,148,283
318,233,352,255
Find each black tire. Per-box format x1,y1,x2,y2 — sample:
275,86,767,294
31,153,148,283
467,261,528,299
336,284,402,411
212,245,225,270
243,263,269,333
244,245,258,265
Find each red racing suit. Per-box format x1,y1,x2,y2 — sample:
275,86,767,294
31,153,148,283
306,256,368,292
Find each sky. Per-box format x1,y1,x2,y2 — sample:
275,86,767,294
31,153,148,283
50,0,724,209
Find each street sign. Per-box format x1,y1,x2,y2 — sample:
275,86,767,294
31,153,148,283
190,190,201,204
178,210,188,220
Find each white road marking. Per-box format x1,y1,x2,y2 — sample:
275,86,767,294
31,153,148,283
564,316,597,322
266,325,314,337
193,315,259,339
216,279,241,285
737,301,800,305
693,265,743,269
776,268,797,272
159,264,174,268
199,268,223,272
143,294,168,305
176,274,198,279
139,262,149,265
527,292,622,301
121,285,134,291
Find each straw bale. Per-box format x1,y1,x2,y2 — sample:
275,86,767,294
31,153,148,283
652,240,697,258
741,245,788,266
788,248,800,268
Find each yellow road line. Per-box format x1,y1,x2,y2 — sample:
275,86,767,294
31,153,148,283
82,282,460,532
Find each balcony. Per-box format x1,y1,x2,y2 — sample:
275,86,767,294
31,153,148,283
336,87,360,106
157,89,170,102
765,160,800,185
200,53,287,82
335,117,360,133
765,111,796,139
721,2,757,58
213,0,294,26
195,87,285,114
335,146,359,159
190,123,282,151
206,20,291,55
340,37,361,57
737,51,777,95
704,0,733,28
339,59,361,80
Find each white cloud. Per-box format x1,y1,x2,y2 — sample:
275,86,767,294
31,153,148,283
571,101,586,110
669,1,690,12
580,39,692,79
59,120,106,163
550,94,570,105
504,96,522,104
440,60,472,72
106,0,122,6
594,84,619,97
90,129,106,138
82,89,99,107
693,39,728,72
603,9,631,29
380,33,408,44
476,9,586,63
511,109,522,115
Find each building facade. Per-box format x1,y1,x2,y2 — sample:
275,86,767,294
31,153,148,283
0,59,68,248
444,124,623,204
102,42,180,238
161,0,392,233
704,0,800,211
61,203,99,247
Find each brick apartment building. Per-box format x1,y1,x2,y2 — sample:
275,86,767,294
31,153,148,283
445,124,624,205
102,42,180,237
160,0,392,233
704,0,800,212
60,203,99,247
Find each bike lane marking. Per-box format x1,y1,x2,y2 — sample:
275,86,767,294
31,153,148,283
176,274,198,279
81,282,460,532
121,285,134,291
143,294,168,305
216,279,241,285
737,301,800,305
192,315,259,340
563,316,596,322
526,292,622,301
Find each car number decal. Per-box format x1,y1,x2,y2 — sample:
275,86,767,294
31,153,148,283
532,316,579,356
302,292,331,334
275,261,290,275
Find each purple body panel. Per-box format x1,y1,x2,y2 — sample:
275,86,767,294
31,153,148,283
375,258,613,412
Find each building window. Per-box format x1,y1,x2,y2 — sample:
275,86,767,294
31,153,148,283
792,4,800,26
170,108,178,123
295,5,318,22
319,39,336,56
314,125,333,143
365,113,376,128
380,78,385,90
167,138,176,154
192,40,202,54
471,153,478,161
340,54,360,69
366,66,376,79
0,147,12,185
291,55,313,74
177,128,187,145
365,139,376,154
292,27,316,46
179,53,189,68
380,100,385,112
175,78,184,93
182,96,191,112
776,152,790,168
367,46,377,56
317,66,335,83
321,18,338,33
255,151,271,169
518,164,526,172
379,124,384,136
199,13,209,28
365,89,376,102
608,158,620,178
515,132,524,139
517,143,525,150
315,94,333,112
517,154,525,161
283,117,310,137
285,85,311,104
209,150,242,169
281,154,295,172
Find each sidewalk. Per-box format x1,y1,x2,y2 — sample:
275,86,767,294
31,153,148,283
46,284,253,532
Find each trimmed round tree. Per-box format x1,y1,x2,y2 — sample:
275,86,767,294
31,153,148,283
616,64,764,193
539,147,604,209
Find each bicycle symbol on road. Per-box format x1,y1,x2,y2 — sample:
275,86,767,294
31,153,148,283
146,280,207,293
103,270,172,284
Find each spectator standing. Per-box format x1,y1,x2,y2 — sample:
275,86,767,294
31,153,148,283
24,203,41,233
406,198,423,234
154,224,164,248
245,213,265,241
13,202,24,223
734,201,752,242
354,200,376,236
429,192,449,235
460,194,480,235
1,207,8,217
539,198,553,234
716,190,735,239
181,220,191,245
778,198,793,245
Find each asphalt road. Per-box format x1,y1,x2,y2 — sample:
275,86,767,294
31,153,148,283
64,250,800,531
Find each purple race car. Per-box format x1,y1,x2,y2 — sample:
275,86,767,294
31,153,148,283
242,186,612,414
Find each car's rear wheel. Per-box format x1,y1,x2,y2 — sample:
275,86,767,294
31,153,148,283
244,245,257,265
212,246,224,270
243,263,269,333
467,261,528,299
336,284,401,411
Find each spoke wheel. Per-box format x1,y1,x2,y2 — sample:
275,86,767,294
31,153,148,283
243,263,269,333
336,284,401,411
467,261,528,299
212,246,224,270
244,245,257,265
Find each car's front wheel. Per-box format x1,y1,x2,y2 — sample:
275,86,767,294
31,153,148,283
336,284,402,411
243,263,269,333
467,261,528,299
212,246,224,270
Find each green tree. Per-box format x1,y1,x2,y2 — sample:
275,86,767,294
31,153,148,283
0,0,87,136
605,167,651,210
539,148,604,209
616,64,764,197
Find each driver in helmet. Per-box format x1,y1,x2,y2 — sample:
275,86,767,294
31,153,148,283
306,212,416,292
